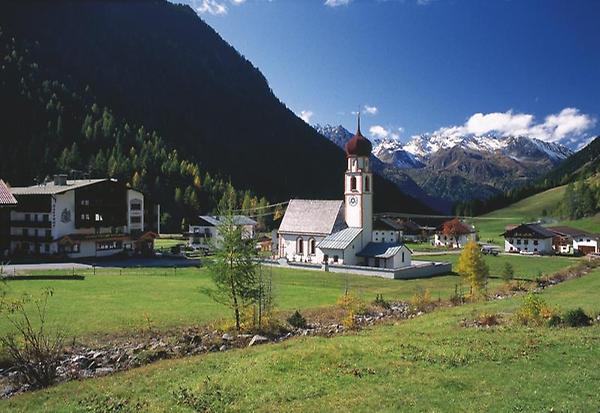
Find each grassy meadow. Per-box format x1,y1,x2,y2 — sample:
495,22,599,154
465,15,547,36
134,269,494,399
3,265,599,412
0,265,463,341
416,254,577,279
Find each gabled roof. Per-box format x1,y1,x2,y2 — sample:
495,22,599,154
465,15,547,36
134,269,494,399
357,242,407,259
317,227,362,250
279,199,344,235
502,223,555,239
0,180,17,206
547,226,592,238
11,179,110,195
373,217,400,231
196,215,257,227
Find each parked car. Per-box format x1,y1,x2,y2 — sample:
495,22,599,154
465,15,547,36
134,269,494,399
481,245,500,256
519,250,536,256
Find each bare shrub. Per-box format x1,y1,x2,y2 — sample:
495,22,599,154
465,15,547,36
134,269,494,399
0,288,65,388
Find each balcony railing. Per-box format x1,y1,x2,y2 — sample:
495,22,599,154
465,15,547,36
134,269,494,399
10,220,52,228
11,234,53,242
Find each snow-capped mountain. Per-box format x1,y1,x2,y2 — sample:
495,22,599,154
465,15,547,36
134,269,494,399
372,138,424,168
400,133,573,164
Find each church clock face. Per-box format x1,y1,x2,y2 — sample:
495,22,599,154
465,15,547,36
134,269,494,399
348,196,358,207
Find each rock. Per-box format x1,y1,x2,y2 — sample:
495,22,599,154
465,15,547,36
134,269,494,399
1,385,16,398
248,335,268,347
95,367,114,376
222,333,233,341
219,345,227,352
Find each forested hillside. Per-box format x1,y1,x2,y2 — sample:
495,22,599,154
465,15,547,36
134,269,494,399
0,0,430,218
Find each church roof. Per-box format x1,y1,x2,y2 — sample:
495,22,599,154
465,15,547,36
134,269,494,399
278,199,344,236
317,227,362,250
357,242,407,259
345,115,372,157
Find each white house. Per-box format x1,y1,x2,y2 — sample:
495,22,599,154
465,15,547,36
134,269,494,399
9,175,156,258
573,233,599,255
502,223,554,254
188,215,257,251
433,218,476,248
278,118,411,269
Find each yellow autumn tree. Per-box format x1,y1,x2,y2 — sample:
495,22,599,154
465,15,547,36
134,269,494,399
456,240,489,297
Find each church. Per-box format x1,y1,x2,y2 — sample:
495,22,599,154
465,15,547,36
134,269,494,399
278,119,412,269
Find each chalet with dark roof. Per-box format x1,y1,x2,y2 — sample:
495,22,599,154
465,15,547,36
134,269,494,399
8,175,156,258
0,180,18,256
502,223,555,254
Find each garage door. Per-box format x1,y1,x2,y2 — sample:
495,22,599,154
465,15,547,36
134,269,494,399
578,245,596,255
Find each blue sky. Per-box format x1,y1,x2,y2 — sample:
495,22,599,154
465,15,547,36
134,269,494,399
173,0,599,148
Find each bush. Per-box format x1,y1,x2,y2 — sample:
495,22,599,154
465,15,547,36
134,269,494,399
477,313,501,327
563,308,592,327
547,314,562,327
173,378,235,412
372,294,390,309
501,262,514,282
287,310,307,329
342,310,357,330
0,289,65,388
336,293,368,315
410,287,432,312
514,292,555,326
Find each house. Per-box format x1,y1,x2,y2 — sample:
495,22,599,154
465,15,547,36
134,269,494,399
188,215,257,251
502,223,554,254
9,175,156,258
396,219,425,242
278,117,411,269
0,180,18,257
549,226,600,255
372,218,400,243
433,218,476,248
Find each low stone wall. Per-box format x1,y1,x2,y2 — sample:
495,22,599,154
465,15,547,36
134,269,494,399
259,259,452,279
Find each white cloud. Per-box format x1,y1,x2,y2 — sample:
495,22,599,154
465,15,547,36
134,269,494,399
369,125,400,140
428,108,596,144
324,0,352,7
299,110,314,124
196,0,228,15
231,0,246,4
363,105,378,116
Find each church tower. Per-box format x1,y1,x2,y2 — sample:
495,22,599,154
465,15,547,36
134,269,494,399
344,114,373,246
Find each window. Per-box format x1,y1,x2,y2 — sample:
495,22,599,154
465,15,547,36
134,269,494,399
25,214,30,222
509,239,514,244
533,240,539,245
95,214,103,222
402,251,405,262
308,238,316,255
23,228,29,236
524,239,529,245
34,229,39,237
365,176,370,192
44,244,50,253
80,199,90,206
96,240,123,251
333,255,339,263
45,230,51,238
350,176,357,191
517,239,521,245
43,214,49,222
131,216,142,224
81,213,90,221
130,200,142,211
72,243,80,253
296,237,304,254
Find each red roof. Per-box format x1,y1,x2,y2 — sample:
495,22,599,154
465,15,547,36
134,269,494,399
345,117,372,157
0,180,17,206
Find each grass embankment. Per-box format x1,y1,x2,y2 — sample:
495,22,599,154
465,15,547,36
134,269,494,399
3,266,599,411
471,185,600,245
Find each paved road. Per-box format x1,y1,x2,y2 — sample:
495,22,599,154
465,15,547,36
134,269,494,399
1,257,202,274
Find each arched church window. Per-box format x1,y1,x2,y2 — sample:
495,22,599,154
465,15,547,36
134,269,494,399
350,176,357,191
296,237,304,254
365,176,370,192
308,238,316,255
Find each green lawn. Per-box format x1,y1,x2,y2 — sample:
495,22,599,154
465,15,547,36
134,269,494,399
154,237,186,250
4,267,600,412
416,254,577,279
470,185,600,245
0,266,468,341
